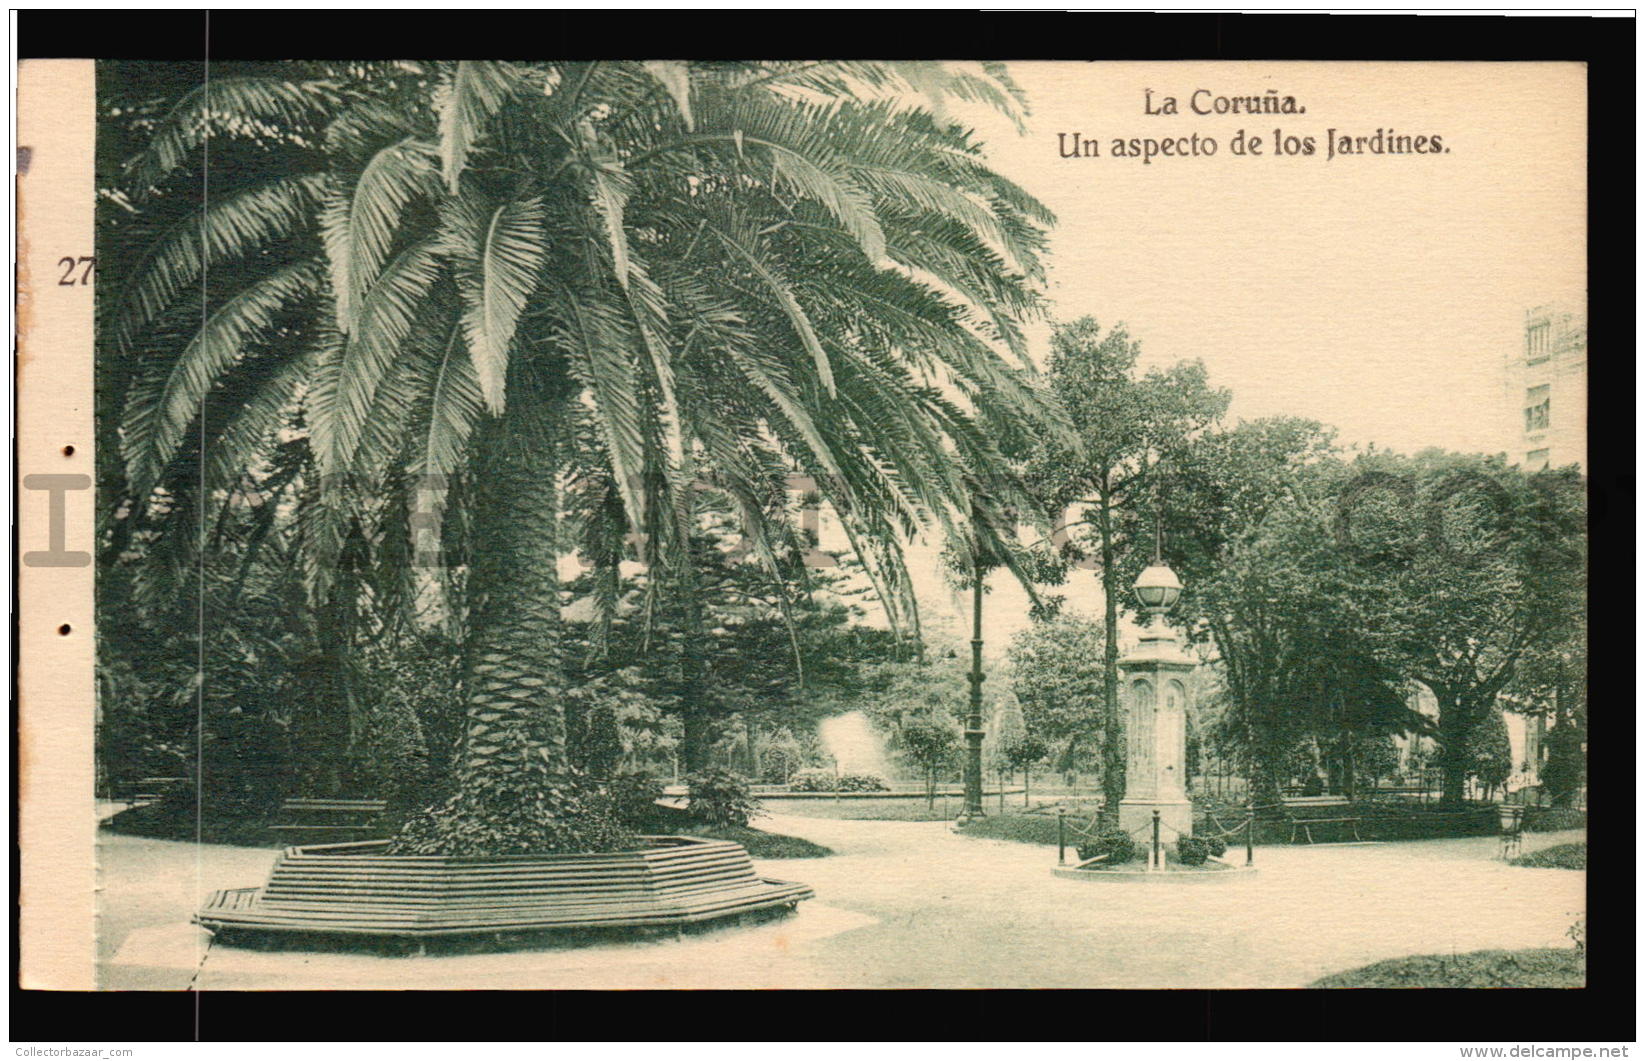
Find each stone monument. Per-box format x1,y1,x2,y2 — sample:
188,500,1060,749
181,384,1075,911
1117,561,1195,842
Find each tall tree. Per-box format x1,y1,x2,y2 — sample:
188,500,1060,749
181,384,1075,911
1162,419,1344,803
1369,455,1586,804
1037,318,1229,820
1503,615,1586,805
103,60,1060,851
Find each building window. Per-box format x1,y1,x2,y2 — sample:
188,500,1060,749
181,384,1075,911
1526,448,1550,471
1524,385,1550,433
1526,321,1551,363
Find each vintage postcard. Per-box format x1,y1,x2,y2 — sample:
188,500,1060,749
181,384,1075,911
17,51,1591,1001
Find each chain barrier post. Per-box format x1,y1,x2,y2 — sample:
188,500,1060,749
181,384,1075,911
1152,809,1161,871
1057,809,1066,865
1245,813,1255,866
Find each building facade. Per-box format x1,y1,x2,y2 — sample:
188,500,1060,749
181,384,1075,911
1505,305,1586,472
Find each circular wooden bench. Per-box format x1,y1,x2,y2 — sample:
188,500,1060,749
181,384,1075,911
196,835,813,941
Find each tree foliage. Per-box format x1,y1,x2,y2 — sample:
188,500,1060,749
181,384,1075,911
1006,614,1106,774
1034,317,1229,818
100,60,1059,849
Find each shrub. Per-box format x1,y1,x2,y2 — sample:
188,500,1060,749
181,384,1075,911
1541,724,1585,807
1524,806,1586,833
1177,837,1210,866
1203,836,1228,858
1076,829,1136,865
685,769,761,827
1510,842,1586,870
359,693,431,820
788,768,838,792
787,769,889,793
607,771,663,829
758,728,805,785
1311,948,1584,989
564,670,662,778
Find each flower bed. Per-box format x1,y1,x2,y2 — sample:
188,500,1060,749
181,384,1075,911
1051,855,1256,884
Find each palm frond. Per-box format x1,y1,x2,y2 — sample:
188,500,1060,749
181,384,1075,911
315,236,443,478
585,157,634,291
204,343,317,493
320,137,439,332
124,76,342,191
763,141,886,263
437,60,521,194
640,60,693,131
443,191,547,413
107,173,325,355
706,221,835,397
408,319,485,510
556,285,650,543
124,260,321,493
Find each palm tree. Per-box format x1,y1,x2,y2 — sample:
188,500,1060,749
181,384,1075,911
105,59,1060,851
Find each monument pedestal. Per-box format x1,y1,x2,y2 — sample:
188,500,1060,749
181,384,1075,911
1118,612,1197,842
1118,798,1194,841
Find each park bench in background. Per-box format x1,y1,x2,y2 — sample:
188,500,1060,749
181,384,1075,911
269,798,389,843
110,776,186,804
1287,815,1364,844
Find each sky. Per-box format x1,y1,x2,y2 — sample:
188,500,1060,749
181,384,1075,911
966,60,1588,458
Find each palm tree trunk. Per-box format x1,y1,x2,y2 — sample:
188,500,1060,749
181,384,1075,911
670,561,716,773
456,415,567,781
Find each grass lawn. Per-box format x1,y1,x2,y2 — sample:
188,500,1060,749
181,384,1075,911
1510,842,1586,869
954,812,1063,846
104,795,277,848
1311,948,1584,988
108,793,832,859
640,804,832,859
760,795,969,821
685,823,832,859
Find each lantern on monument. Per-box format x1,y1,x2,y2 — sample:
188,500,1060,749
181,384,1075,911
1132,563,1184,620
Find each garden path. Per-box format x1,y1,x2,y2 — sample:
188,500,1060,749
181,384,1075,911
95,817,1584,989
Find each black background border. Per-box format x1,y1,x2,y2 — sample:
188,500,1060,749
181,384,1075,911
13,7,1634,1044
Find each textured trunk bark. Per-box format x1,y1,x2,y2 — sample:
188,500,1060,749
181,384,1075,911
1097,489,1125,826
675,566,714,773
1437,691,1471,806
682,709,714,773
1249,714,1287,812
456,412,567,782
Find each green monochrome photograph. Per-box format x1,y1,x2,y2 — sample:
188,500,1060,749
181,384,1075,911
14,17,1610,1020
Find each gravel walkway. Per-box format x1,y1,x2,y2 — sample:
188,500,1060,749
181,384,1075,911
95,816,1584,990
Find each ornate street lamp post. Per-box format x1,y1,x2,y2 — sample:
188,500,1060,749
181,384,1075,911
956,547,988,824
954,488,994,826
